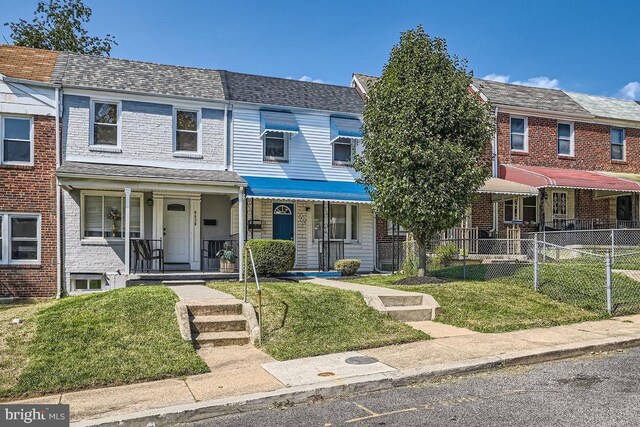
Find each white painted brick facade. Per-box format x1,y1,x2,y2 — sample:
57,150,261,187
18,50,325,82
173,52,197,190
63,95,225,168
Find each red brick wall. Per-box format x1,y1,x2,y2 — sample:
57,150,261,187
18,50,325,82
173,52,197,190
0,116,57,298
497,112,640,172
471,194,493,232
574,189,611,225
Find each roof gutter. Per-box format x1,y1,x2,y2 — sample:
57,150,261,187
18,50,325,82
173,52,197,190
491,104,595,121
55,172,246,187
1,75,61,88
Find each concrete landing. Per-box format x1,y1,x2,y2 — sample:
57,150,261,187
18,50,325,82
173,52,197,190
167,284,236,302
304,278,441,321
261,351,396,387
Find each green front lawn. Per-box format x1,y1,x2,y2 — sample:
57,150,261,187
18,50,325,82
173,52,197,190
208,281,428,360
347,274,605,333
1,286,209,399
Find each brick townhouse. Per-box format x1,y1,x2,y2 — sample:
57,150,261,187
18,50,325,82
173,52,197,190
353,74,640,269
0,45,61,297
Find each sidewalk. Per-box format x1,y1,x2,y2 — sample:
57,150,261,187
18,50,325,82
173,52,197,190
10,315,640,426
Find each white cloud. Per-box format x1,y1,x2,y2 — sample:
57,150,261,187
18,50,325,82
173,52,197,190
620,81,640,100
482,73,510,83
298,75,324,83
513,76,560,89
482,73,560,89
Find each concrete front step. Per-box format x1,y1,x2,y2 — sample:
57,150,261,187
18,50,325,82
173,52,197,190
187,301,243,316
385,305,434,322
190,314,247,333
378,294,424,307
192,331,251,347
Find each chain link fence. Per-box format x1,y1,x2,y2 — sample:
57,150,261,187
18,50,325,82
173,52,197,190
376,228,640,317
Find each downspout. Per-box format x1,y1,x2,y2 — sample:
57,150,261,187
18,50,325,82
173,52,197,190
55,86,62,299
228,104,234,171
490,107,499,234
223,103,229,170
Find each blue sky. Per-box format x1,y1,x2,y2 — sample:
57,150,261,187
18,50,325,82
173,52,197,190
1,0,639,99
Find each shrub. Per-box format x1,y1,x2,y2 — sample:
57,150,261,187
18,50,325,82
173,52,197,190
245,239,295,276
430,243,458,270
402,250,418,276
335,259,361,276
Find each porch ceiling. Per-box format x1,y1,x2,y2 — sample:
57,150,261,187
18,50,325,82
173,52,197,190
500,164,640,193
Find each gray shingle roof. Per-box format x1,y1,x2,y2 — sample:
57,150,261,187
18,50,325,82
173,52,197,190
472,78,592,116
222,71,363,114
565,91,640,123
52,52,225,101
57,162,245,184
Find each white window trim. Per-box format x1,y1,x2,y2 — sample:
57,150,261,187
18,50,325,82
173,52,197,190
611,127,626,161
80,190,144,242
510,116,528,153
313,203,359,243
172,107,202,155
0,213,41,265
89,99,122,148
557,121,574,157
263,131,290,162
503,198,522,224
1,115,34,166
70,274,106,293
332,138,355,166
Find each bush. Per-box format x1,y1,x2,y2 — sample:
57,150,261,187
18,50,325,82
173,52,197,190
335,259,361,276
430,243,458,270
402,251,418,276
245,239,295,276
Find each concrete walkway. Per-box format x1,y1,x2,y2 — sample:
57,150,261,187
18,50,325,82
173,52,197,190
614,269,640,282
11,315,640,425
167,284,236,302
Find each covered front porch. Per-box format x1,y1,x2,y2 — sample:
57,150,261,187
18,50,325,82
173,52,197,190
57,162,246,292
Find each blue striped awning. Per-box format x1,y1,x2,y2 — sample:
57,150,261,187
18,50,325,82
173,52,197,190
260,110,299,137
243,176,371,204
330,116,362,142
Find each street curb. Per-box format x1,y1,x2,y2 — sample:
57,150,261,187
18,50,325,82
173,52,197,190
72,334,640,427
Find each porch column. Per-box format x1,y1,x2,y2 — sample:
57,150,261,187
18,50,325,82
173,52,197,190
238,188,246,280
124,187,131,275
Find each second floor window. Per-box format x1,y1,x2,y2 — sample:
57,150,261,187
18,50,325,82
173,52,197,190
92,101,119,146
611,128,625,161
263,131,288,161
557,122,573,156
510,117,527,152
2,116,32,164
333,138,354,165
175,110,199,152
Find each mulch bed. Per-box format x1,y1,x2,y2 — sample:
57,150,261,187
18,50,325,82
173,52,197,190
394,276,447,286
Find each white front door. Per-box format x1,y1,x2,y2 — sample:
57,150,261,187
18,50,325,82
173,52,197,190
164,199,190,263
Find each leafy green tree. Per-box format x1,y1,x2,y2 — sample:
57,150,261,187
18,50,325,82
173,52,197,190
5,0,116,56
356,26,493,276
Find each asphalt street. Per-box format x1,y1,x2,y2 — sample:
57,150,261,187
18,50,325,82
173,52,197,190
185,347,640,426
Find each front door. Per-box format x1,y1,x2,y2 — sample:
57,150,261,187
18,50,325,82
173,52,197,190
273,203,294,240
617,195,633,221
164,199,190,263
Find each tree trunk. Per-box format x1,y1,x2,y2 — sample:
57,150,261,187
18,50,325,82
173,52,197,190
415,234,428,277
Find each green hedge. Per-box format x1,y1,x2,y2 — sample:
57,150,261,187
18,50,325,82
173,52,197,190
335,259,361,276
246,239,295,276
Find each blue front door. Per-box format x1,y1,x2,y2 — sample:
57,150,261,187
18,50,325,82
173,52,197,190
273,203,294,240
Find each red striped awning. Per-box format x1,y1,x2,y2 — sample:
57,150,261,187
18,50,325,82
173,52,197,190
500,164,640,192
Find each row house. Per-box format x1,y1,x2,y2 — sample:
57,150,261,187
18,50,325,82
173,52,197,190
45,51,370,293
0,46,60,298
352,74,640,268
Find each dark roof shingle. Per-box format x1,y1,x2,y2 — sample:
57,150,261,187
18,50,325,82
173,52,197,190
53,52,225,101
57,162,245,184
222,71,363,114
